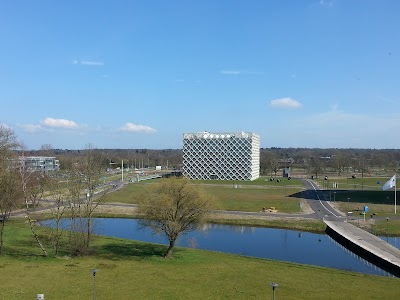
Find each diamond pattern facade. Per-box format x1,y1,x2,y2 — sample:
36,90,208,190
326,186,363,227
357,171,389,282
183,132,260,181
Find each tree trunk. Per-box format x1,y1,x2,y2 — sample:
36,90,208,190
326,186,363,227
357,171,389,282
26,211,48,257
164,239,175,258
25,202,48,257
86,215,91,248
0,219,5,255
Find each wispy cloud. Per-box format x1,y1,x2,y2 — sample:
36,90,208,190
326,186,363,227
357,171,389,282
319,0,334,7
20,124,44,133
375,94,398,105
41,118,79,129
21,118,80,132
220,70,264,75
221,70,241,75
73,59,104,66
119,122,157,133
270,97,302,109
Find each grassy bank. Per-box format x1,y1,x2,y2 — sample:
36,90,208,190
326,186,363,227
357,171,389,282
0,220,398,300
208,216,326,233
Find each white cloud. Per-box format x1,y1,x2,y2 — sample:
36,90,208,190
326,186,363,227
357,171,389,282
20,124,44,133
119,122,157,133
221,70,241,75
270,97,302,109
41,118,79,129
81,60,104,66
319,0,334,7
73,59,104,66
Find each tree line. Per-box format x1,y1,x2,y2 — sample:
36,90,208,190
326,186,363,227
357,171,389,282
0,126,110,256
260,147,400,178
26,146,400,178
0,126,211,258
2,126,400,258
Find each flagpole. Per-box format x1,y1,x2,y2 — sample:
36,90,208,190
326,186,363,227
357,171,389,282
395,179,397,214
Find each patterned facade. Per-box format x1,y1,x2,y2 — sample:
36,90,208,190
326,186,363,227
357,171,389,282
183,132,260,181
19,156,60,172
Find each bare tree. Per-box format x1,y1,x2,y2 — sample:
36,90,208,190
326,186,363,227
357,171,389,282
261,151,280,176
308,157,323,179
39,144,53,156
46,177,68,255
19,160,48,256
0,168,21,255
66,160,87,255
0,126,20,255
137,178,212,258
67,145,110,254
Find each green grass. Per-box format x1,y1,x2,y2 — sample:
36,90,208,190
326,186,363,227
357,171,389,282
104,179,305,213
193,177,303,186
334,201,398,217
0,220,398,300
371,219,400,236
315,177,392,191
209,218,326,233
332,202,400,235
103,182,147,203
206,185,302,212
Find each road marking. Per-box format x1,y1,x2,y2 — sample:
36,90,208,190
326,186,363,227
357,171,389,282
305,179,341,218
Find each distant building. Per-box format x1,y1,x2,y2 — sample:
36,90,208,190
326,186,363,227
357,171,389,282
283,167,291,178
18,156,60,173
183,131,260,181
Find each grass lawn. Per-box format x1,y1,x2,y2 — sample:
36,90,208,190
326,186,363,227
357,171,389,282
315,176,393,191
206,185,302,212
0,220,398,300
104,178,305,213
193,177,303,186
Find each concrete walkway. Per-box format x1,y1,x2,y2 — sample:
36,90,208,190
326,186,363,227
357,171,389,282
325,220,400,272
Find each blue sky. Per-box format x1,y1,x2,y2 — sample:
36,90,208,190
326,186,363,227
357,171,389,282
1,0,399,150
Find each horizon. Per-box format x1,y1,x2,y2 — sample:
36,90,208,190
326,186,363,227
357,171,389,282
1,1,400,150
22,146,400,152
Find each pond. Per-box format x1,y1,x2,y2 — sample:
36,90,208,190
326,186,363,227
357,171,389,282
41,218,398,277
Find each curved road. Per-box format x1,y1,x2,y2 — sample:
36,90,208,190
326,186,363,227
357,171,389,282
301,179,347,221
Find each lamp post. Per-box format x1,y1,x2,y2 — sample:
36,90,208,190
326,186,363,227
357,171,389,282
333,191,336,209
270,282,279,300
386,217,390,242
347,197,350,212
91,269,97,300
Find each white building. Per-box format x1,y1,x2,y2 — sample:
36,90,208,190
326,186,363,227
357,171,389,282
18,156,60,173
183,132,260,181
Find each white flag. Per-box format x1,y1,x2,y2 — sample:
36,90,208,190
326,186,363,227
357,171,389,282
382,175,396,191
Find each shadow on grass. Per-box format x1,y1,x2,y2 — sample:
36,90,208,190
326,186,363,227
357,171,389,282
288,189,398,205
2,243,48,258
97,240,178,260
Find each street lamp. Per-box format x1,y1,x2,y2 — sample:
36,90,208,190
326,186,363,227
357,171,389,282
347,197,350,212
386,217,390,242
270,282,279,300
91,269,98,300
333,191,336,209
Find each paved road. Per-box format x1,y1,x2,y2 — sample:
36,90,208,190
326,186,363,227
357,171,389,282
301,179,347,221
301,178,400,275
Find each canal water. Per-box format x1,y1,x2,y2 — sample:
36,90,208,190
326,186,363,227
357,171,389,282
41,218,398,277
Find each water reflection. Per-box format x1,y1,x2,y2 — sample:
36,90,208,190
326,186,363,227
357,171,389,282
41,218,396,277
